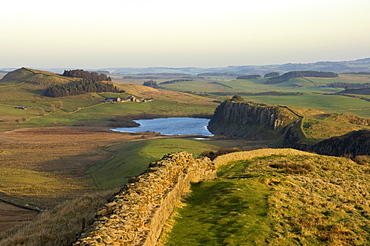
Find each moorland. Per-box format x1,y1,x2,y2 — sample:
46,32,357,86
0,62,369,245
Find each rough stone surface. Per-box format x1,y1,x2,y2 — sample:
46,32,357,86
207,101,301,140
309,130,370,156
73,152,215,246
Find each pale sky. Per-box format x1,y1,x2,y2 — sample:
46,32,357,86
1,0,370,68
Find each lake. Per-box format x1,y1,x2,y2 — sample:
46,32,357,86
111,117,213,136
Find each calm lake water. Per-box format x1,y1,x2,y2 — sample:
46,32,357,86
111,117,213,136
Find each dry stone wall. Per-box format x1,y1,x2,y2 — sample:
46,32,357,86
73,152,216,246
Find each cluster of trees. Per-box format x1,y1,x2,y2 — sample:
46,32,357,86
197,72,242,77
45,79,123,97
264,72,280,78
159,79,193,85
143,80,158,88
347,72,370,75
267,71,338,84
236,75,261,80
62,69,111,82
327,82,370,89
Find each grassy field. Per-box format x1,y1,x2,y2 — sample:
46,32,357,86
0,90,216,128
157,74,370,118
244,93,370,117
162,152,370,245
158,74,370,94
87,138,221,188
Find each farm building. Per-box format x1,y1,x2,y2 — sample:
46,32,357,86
104,97,121,103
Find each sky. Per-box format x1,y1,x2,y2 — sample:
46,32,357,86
1,0,370,68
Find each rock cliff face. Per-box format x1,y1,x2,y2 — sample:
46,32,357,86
74,152,215,246
309,130,370,157
207,101,301,140
208,101,370,157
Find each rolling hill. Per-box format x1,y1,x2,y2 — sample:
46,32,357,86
0,68,218,127
0,65,370,245
0,67,76,86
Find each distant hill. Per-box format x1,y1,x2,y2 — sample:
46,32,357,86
106,57,370,75
266,71,338,84
0,67,75,86
339,88,370,95
3,58,370,76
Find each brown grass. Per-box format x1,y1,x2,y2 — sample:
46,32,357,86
0,126,163,233
0,189,117,246
194,150,370,245
0,201,38,233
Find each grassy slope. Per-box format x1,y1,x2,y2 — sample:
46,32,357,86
87,138,220,188
163,151,370,245
0,69,220,205
158,74,370,94
0,69,218,128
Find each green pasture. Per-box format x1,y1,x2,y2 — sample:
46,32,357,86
158,74,370,95
87,138,219,188
164,159,273,245
0,72,218,127
24,99,215,127
159,80,236,93
164,154,370,245
2,70,369,127
158,77,341,94
244,93,370,117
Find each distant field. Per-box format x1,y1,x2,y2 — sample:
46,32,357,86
158,74,370,94
0,77,217,128
244,93,370,117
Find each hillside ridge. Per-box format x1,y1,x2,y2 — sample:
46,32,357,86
0,67,75,86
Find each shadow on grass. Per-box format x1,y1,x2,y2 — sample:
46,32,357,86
166,178,272,245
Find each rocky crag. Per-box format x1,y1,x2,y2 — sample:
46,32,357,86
207,100,304,144
208,100,370,157
73,152,215,246
309,130,370,157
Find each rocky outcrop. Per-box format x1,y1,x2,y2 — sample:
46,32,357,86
207,101,301,141
73,152,215,246
309,130,370,157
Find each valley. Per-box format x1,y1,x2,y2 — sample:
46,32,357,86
0,66,369,245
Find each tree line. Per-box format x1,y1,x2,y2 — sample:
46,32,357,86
143,80,158,88
236,75,261,80
327,82,370,89
45,79,123,97
62,69,111,82
266,71,338,84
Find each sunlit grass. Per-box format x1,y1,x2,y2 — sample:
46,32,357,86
87,138,219,188
164,178,273,246
0,168,83,205
163,150,370,245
